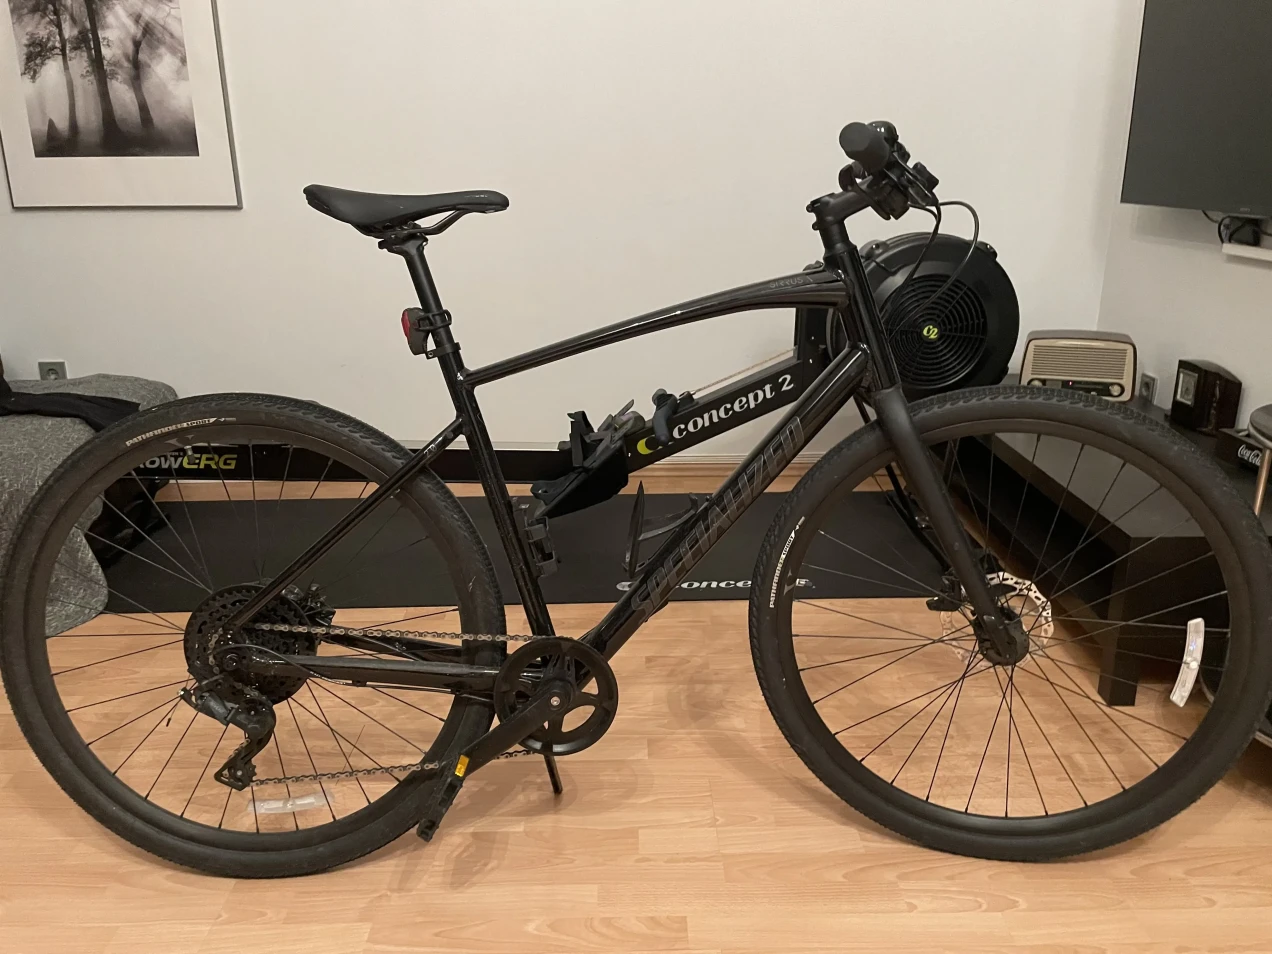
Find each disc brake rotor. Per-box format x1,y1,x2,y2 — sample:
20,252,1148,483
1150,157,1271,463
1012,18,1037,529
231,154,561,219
941,571,1053,662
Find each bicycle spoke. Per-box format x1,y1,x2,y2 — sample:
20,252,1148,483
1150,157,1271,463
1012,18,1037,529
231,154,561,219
925,656,980,802
1004,434,1042,564
271,734,300,831
1004,671,1048,814
368,686,446,724
248,441,265,584
1028,445,1086,585
816,530,946,599
795,631,973,643
322,497,403,591
812,637,959,706
1011,677,1084,807
67,679,188,713
306,683,372,806
53,638,182,677
82,525,209,593
311,681,427,755
166,468,216,590
965,663,1011,811
351,605,458,632
97,497,211,592
129,471,213,590
835,665,990,735
144,706,199,799
888,657,981,785
291,694,406,784
181,724,229,819
263,443,297,579
797,600,973,645
286,698,337,823
1032,646,1162,769
102,694,184,767
1013,662,1188,741
800,630,973,673
802,562,939,598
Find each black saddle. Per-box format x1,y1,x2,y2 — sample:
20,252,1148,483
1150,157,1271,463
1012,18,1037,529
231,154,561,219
303,184,508,231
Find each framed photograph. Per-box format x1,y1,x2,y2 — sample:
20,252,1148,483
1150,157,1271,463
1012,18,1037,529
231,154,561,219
0,0,239,207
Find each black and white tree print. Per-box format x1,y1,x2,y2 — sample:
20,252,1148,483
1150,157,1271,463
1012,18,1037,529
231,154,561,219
7,0,198,157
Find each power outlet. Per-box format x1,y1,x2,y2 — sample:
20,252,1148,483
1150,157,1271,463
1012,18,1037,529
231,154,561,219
38,361,68,381
1139,372,1158,404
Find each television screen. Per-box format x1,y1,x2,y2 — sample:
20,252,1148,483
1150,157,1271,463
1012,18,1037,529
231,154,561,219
1121,0,1272,216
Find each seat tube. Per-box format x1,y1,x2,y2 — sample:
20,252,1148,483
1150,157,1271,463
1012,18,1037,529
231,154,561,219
396,239,556,638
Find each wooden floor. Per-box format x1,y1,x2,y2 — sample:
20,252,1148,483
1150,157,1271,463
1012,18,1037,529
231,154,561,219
4,597,1272,954
5,462,1272,953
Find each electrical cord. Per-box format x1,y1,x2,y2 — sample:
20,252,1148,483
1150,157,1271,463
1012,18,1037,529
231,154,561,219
886,200,981,341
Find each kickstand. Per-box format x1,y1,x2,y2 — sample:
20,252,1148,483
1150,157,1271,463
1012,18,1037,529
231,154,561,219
543,753,563,795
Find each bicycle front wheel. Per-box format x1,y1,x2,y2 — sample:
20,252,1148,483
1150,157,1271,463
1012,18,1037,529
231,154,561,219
750,386,1272,860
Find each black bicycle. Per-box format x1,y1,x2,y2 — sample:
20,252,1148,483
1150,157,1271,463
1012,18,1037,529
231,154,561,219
5,122,1272,878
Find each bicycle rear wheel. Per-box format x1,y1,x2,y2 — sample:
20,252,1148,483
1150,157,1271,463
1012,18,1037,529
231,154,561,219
1,394,505,877
750,386,1272,859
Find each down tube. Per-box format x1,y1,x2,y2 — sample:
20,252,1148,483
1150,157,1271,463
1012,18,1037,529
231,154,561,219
583,344,871,660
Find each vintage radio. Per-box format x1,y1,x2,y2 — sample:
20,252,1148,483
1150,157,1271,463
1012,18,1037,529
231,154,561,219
1170,359,1242,434
1020,331,1137,401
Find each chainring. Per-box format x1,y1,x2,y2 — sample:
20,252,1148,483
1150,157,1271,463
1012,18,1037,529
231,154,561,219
184,585,320,704
493,637,619,756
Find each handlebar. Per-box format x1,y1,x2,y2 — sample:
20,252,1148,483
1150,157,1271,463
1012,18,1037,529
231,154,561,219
822,120,941,224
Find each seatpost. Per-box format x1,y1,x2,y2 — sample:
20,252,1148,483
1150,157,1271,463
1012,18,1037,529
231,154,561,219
384,235,558,638
391,236,461,359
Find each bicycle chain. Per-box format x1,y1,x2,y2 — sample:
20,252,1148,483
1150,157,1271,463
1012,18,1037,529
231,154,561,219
246,623,538,787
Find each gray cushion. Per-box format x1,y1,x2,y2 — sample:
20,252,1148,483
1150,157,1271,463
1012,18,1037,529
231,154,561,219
2,374,177,634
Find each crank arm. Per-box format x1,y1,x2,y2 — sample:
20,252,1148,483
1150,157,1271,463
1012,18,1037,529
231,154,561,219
415,684,572,842
220,648,500,694
464,683,573,772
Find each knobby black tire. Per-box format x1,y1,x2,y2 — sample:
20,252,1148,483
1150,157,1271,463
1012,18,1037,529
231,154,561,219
0,394,505,877
749,385,1272,860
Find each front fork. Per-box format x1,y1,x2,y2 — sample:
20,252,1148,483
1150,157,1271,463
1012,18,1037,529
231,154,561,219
871,385,1017,659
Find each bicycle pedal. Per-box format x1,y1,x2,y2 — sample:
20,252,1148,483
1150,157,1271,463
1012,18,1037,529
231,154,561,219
415,755,470,842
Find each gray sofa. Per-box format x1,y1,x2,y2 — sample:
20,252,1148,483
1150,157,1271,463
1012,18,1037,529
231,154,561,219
2,374,176,634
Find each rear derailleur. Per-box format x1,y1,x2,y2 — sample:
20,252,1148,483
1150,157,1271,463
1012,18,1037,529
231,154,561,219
180,681,276,791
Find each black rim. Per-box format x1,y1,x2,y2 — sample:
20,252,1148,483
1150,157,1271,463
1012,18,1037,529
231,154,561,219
17,418,490,849
773,413,1252,832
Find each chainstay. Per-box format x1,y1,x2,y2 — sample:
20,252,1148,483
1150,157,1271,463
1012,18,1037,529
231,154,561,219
251,622,536,645
247,623,540,786
250,748,536,787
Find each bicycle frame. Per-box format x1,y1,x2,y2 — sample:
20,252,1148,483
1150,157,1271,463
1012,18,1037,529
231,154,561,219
227,197,1012,691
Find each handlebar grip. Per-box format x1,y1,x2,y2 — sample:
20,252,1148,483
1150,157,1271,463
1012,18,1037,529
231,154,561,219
838,122,891,175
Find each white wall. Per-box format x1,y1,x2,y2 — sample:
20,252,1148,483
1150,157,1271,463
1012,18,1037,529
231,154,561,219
1093,0,1272,423
1098,206,1272,421
1,0,1141,452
